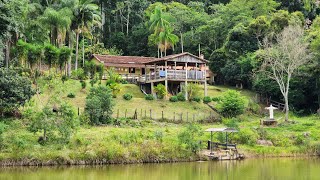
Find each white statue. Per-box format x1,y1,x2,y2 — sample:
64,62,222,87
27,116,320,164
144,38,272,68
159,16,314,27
265,105,278,120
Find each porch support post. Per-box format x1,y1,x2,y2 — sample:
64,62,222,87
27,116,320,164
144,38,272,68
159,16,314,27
144,65,147,82
185,62,188,100
174,61,177,79
154,63,156,80
204,63,208,96
195,63,198,80
151,81,154,97
165,60,168,99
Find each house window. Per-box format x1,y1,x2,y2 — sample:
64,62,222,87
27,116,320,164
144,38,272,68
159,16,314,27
129,68,136,73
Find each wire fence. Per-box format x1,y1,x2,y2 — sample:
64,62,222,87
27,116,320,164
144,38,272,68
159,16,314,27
112,108,221,124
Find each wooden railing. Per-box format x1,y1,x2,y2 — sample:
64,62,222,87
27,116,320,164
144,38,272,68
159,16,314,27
145,70,205,81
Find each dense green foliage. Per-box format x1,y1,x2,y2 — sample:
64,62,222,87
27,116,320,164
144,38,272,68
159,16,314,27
1,0,320,113
216,90,246,117
85,86,114,125
123,93,133,100
0,68,34,115
27,103,79,144
154,84,167,99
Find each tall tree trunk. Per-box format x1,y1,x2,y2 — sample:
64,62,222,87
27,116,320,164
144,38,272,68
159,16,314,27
126,4,130,36
180,32,184,53
284,95,289,121
82,36,85,67
75,30,80,70
68,32,72,76
5,39,10,68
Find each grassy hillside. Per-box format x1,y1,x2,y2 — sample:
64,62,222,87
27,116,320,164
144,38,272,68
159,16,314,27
0,77,318,166
33,78,256,122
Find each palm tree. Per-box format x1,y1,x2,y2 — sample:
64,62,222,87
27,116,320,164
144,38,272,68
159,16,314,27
158,27,179,56
148,6,178,57
58,46,72,74
72,0,100,70
40,7,73,47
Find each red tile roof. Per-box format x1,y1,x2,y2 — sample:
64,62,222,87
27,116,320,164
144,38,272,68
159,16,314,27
92,52,208,68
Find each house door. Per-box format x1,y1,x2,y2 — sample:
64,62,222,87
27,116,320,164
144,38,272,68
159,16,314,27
141,68,145,75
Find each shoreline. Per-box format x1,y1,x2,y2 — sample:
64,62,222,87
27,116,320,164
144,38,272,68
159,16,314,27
0,153,318,167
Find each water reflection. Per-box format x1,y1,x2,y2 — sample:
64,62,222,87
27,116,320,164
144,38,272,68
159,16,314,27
0,158,319,180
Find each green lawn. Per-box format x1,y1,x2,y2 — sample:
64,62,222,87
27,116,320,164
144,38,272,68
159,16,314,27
5,77,318,165
33,79,254,122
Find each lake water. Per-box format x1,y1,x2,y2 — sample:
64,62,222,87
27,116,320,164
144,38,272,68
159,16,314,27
0,158,319,180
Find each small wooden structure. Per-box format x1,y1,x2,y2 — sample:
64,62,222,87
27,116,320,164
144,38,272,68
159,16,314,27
205,127,244,161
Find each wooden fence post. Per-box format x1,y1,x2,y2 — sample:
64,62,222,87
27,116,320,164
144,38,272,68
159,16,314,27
162,111,164,120
134,109,137,119
150,109,152,119
180,113,183,121
117,109,119,119
125,109,127,118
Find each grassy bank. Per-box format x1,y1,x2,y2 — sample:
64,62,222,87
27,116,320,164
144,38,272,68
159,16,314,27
0,78,319,166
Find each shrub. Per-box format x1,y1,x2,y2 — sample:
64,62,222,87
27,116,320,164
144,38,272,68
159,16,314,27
154,84,166,99
85,86,114,125
90,78,97,87
145,94,154,100
0,69,34,115
72,68,86,80
169,96,178,102
234,128,258,146
185,83,201,101
61,75,68,84
203,96,212,104
216,90,246,117
192,97,201,102
178,124,203,153
28,103,79,144
177,92,186,101
123,93,133,100
80,80,86,89
107,82,121,98
120,79,128,84
67,93,75,98
211,96,221,102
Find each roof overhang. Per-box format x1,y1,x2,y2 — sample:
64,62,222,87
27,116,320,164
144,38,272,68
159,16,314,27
205,127,238,133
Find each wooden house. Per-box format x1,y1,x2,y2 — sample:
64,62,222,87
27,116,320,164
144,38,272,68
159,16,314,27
92,52,212,99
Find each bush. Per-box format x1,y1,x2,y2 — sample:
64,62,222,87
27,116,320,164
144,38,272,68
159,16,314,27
120,79,128,84
85,86,114,125
216,90,246,117
211,96,221,102
203,96,212,104
0,69,34,115
145,94,154,100
169,96,178,102
192,97,201,102
90,78,97,87
61,75,68,84
80,80,86,89
178,124,203,153
72,68,86,80
107,82,121,98
185,83,201,101
234,128,258,146
154,84,166,99
177,92,186,101
67,93,75,98
123,93,133,100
